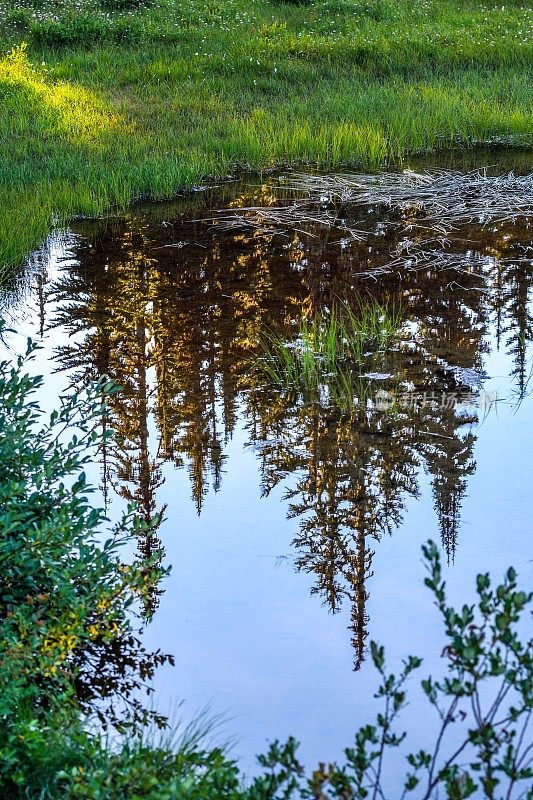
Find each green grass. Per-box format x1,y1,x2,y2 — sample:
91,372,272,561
0,0,532,278
258,300,402,405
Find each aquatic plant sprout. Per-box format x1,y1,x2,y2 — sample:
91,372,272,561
257,300,403,405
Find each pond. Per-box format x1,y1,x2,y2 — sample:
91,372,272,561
2,151,533,776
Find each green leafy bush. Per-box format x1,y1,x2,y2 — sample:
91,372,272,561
0,332,171,795
28,15,109,47
3,10,32,31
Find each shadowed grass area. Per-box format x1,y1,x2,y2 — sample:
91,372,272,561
0,0,532,277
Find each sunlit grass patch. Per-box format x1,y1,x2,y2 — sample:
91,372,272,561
0,44,123,144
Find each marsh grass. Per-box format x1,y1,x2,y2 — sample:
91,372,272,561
258,300,402,405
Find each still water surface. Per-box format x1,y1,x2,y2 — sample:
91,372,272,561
3,156,533,774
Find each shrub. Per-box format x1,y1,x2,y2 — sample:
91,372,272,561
28,15,109,47
4,10,32,32
0,331,171,795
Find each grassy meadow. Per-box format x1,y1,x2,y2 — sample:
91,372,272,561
0,0,532,276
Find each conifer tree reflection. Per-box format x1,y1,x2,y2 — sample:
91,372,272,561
250,397,419,669
499,259,533,399
484,221,533,399
248,361,479,667
36,188,531,667
50,226,166,614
